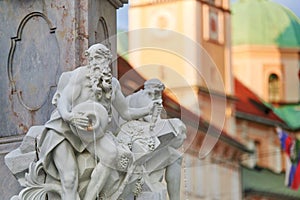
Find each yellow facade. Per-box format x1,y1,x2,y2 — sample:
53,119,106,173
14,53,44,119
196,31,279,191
129,0,232,95
128,0,235,134
233,45,300,103
128,1,241,199
125,0,300,199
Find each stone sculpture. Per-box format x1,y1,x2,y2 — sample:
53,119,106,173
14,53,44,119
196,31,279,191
5,43,186,200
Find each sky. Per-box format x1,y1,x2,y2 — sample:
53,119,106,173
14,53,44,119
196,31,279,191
117,0,300,30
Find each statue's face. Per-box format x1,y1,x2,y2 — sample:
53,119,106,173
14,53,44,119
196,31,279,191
89,52,111,78
153,90,162,100
89,53,108,68
145,88,162,100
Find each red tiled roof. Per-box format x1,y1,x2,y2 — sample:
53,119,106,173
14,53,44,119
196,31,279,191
234,78,284,123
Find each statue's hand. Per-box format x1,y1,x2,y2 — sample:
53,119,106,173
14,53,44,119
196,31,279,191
148,99,163,114
69,112,90,131
153,99,162,105
147,99,161,110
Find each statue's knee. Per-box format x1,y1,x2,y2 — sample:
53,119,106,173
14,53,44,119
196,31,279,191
171,134,185,148
107,149,118,165
62,171,77,190
91,165,101,178
178,124,187,137
174,119,187,134
176,155,183,164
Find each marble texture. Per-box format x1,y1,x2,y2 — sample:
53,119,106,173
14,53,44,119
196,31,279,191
5,44,186,200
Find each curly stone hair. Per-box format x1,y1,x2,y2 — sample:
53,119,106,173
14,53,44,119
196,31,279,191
85,43,113,61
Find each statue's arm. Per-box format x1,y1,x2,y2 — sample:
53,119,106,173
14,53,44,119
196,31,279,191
52,72,72,106
112,78,152,121
56,71,82,122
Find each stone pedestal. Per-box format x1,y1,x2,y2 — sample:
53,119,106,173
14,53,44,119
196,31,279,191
0,0,127,198
0,134,23,199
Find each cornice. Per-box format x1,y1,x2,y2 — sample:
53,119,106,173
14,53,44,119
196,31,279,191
198,86,238,101
108,0,128,9
235,111,288,129
0,135,24,154
232,45,300,54
130,0,177,7
130,0,231,12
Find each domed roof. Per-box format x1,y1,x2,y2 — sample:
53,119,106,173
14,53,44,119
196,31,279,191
232,0,300,48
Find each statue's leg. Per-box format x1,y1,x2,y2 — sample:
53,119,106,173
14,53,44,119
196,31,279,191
165,156,183,200
83,162,112,200
84,134,118,200
53,140,80,200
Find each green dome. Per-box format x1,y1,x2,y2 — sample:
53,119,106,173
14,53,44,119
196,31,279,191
232,0,300,48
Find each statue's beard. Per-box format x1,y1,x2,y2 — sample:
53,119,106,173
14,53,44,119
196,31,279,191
86,64,113,120
87,65,112,101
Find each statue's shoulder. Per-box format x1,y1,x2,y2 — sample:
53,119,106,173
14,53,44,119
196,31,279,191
71,66,88,75
56,66,88,92
128,89,151,108
59,71,72,81
112,77,120,88
64,66,88,83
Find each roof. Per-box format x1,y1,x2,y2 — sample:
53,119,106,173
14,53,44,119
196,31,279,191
242,167,300,199
232,0,300,48
117,56,250,153
272,104,300,131
234,78,286,126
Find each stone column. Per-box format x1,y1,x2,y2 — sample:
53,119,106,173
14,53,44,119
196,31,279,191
0,0,127,198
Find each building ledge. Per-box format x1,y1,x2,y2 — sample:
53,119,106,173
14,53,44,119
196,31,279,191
242,167,300,200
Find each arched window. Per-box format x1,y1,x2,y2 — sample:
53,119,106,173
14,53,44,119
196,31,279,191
268,73,280,102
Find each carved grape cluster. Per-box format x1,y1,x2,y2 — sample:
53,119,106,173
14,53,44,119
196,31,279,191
127,142,132,151
147,137,156,151
118,154,130,170
133,177,144,197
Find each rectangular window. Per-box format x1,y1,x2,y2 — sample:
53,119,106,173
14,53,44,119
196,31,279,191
195,159,204,197
212,164,220,199
203,5,224,44
209,10,219,41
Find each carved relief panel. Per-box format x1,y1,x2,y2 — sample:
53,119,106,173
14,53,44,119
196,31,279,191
8,12,60,134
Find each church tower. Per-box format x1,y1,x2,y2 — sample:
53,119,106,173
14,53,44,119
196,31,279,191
128,0,234,133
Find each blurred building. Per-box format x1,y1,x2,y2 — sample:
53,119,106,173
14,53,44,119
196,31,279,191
128,0,235,135
126,0,246,199
232,0,300,103
122,0,300,199
118,56,249,200
234,78,300,199
232,0,300,199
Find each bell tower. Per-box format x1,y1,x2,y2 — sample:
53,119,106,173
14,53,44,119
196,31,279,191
128,0,234,133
